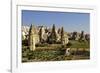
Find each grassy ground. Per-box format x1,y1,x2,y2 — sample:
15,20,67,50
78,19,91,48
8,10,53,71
69,40,90,48
22,49,89,62
22,40,90,62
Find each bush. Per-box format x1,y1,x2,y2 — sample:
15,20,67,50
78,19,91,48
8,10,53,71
66,42,72,47
22,39,28,46
35,43,48,47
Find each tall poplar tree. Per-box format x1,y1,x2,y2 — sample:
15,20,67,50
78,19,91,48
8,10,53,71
61,27,64,43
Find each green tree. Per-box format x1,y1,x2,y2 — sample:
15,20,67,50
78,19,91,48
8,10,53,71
72,31,77,40
61,27,64,43
28,24,32,46
79,30,85,41
39,27,42,43
85,34,90,43
57,28,61,34
50,24,57,43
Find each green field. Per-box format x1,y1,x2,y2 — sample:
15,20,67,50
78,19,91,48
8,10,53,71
69,40,89,48
22,40,90,62
22,48,89,62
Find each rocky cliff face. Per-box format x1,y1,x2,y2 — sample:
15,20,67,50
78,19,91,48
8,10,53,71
22,26,30,40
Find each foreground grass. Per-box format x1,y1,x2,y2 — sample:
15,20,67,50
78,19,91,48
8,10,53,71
22,47,90,62
22,40,90,62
